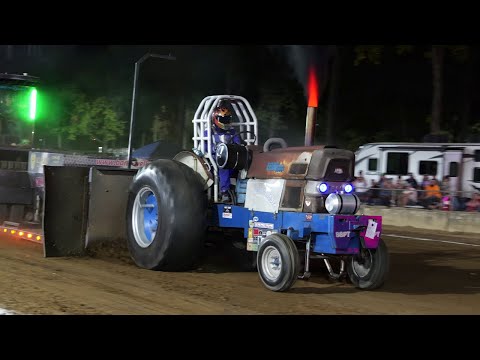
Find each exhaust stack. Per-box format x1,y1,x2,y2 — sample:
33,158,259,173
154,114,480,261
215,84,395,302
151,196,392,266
304,65,318,146
305,106,317,146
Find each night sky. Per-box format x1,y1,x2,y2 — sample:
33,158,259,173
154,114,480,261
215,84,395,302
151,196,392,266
1,45,478,152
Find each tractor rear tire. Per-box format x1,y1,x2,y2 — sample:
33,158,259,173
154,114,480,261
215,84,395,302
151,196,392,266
126,159,207,271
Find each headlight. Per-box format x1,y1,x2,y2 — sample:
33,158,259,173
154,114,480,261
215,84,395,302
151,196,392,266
317,182,328,193
344,184,353,193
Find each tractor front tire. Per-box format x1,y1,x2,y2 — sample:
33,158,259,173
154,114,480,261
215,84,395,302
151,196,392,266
347,238,389,290
257,233,300,292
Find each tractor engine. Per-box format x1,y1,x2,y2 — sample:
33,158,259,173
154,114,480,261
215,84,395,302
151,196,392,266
215,142,360,215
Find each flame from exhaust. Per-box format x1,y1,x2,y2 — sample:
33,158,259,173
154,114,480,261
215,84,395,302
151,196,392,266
307,65,318,108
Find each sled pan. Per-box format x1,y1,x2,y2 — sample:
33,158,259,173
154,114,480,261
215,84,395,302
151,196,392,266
43,166,136,257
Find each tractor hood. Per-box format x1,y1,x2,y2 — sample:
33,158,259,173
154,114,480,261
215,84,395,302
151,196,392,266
246,146,355,182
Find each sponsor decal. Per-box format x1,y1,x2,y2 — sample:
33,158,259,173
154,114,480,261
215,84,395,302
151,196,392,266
365,219,378,240
266,162,285,173
250,227,277,248
305,213,313,221
253,222,274,229
222,206,232,219
247,243,258,251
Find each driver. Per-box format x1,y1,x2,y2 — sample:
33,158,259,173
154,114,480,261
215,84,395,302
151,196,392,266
207,104,242,202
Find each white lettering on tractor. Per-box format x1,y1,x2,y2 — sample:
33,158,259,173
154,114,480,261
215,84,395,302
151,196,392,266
335,231,350,238
254,222,274,229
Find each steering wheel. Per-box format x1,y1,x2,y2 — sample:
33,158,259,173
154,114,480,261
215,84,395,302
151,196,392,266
236,130,257,144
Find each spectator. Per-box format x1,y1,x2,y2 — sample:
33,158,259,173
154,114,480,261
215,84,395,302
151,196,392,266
465,193,480,212
440,175,464,211
393,175,406,205
440,175,451,211
422,179,442,209
399,184,418,207
378,176,392,206
365,179,377,205
440,175,450,193
353,170,369,201
418,175,430,202
420,174,430,188
406,173,419,189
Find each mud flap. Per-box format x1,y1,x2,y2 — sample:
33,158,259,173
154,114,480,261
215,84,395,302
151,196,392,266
43,166,90,257
43,166,137,257
85,168,136,247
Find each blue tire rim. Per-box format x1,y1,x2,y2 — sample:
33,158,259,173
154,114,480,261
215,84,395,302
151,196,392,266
132,186,159,248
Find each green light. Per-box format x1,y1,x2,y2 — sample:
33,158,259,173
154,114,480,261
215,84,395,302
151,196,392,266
29,87,37,121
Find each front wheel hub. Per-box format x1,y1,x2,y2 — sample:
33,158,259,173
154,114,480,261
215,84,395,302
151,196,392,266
261,246,282,282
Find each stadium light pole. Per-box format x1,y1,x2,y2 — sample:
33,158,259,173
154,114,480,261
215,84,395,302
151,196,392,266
30,87,37,149
127,53,176,169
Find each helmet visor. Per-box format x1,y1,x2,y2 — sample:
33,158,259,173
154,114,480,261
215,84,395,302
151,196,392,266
217,115,232,125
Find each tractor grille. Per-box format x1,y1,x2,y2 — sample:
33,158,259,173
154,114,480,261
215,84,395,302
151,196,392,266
324,159,352,181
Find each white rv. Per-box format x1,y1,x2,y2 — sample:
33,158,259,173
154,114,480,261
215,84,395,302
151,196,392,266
354,142,480,196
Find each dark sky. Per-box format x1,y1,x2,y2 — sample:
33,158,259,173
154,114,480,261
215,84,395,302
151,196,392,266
0,45,478,151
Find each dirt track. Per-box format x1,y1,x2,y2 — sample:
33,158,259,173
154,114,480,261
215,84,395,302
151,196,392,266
0,227,479,315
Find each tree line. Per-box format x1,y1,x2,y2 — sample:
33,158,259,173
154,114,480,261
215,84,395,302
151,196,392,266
2,45,477,153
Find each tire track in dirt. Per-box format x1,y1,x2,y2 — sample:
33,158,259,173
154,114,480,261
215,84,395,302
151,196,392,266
0,231,479,314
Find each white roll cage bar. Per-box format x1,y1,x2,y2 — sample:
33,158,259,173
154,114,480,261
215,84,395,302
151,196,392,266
192,95,259,202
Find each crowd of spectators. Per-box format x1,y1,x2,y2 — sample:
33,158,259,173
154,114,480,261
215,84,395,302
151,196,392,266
352,171,480,212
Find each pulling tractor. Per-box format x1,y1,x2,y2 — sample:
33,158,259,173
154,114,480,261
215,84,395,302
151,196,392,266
44,95,389,292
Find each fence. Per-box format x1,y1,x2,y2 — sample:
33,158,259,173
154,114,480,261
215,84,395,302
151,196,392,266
360,204,480,235
354,186,480,212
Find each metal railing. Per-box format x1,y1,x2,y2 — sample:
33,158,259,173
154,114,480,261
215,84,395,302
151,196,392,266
354,186,480,212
